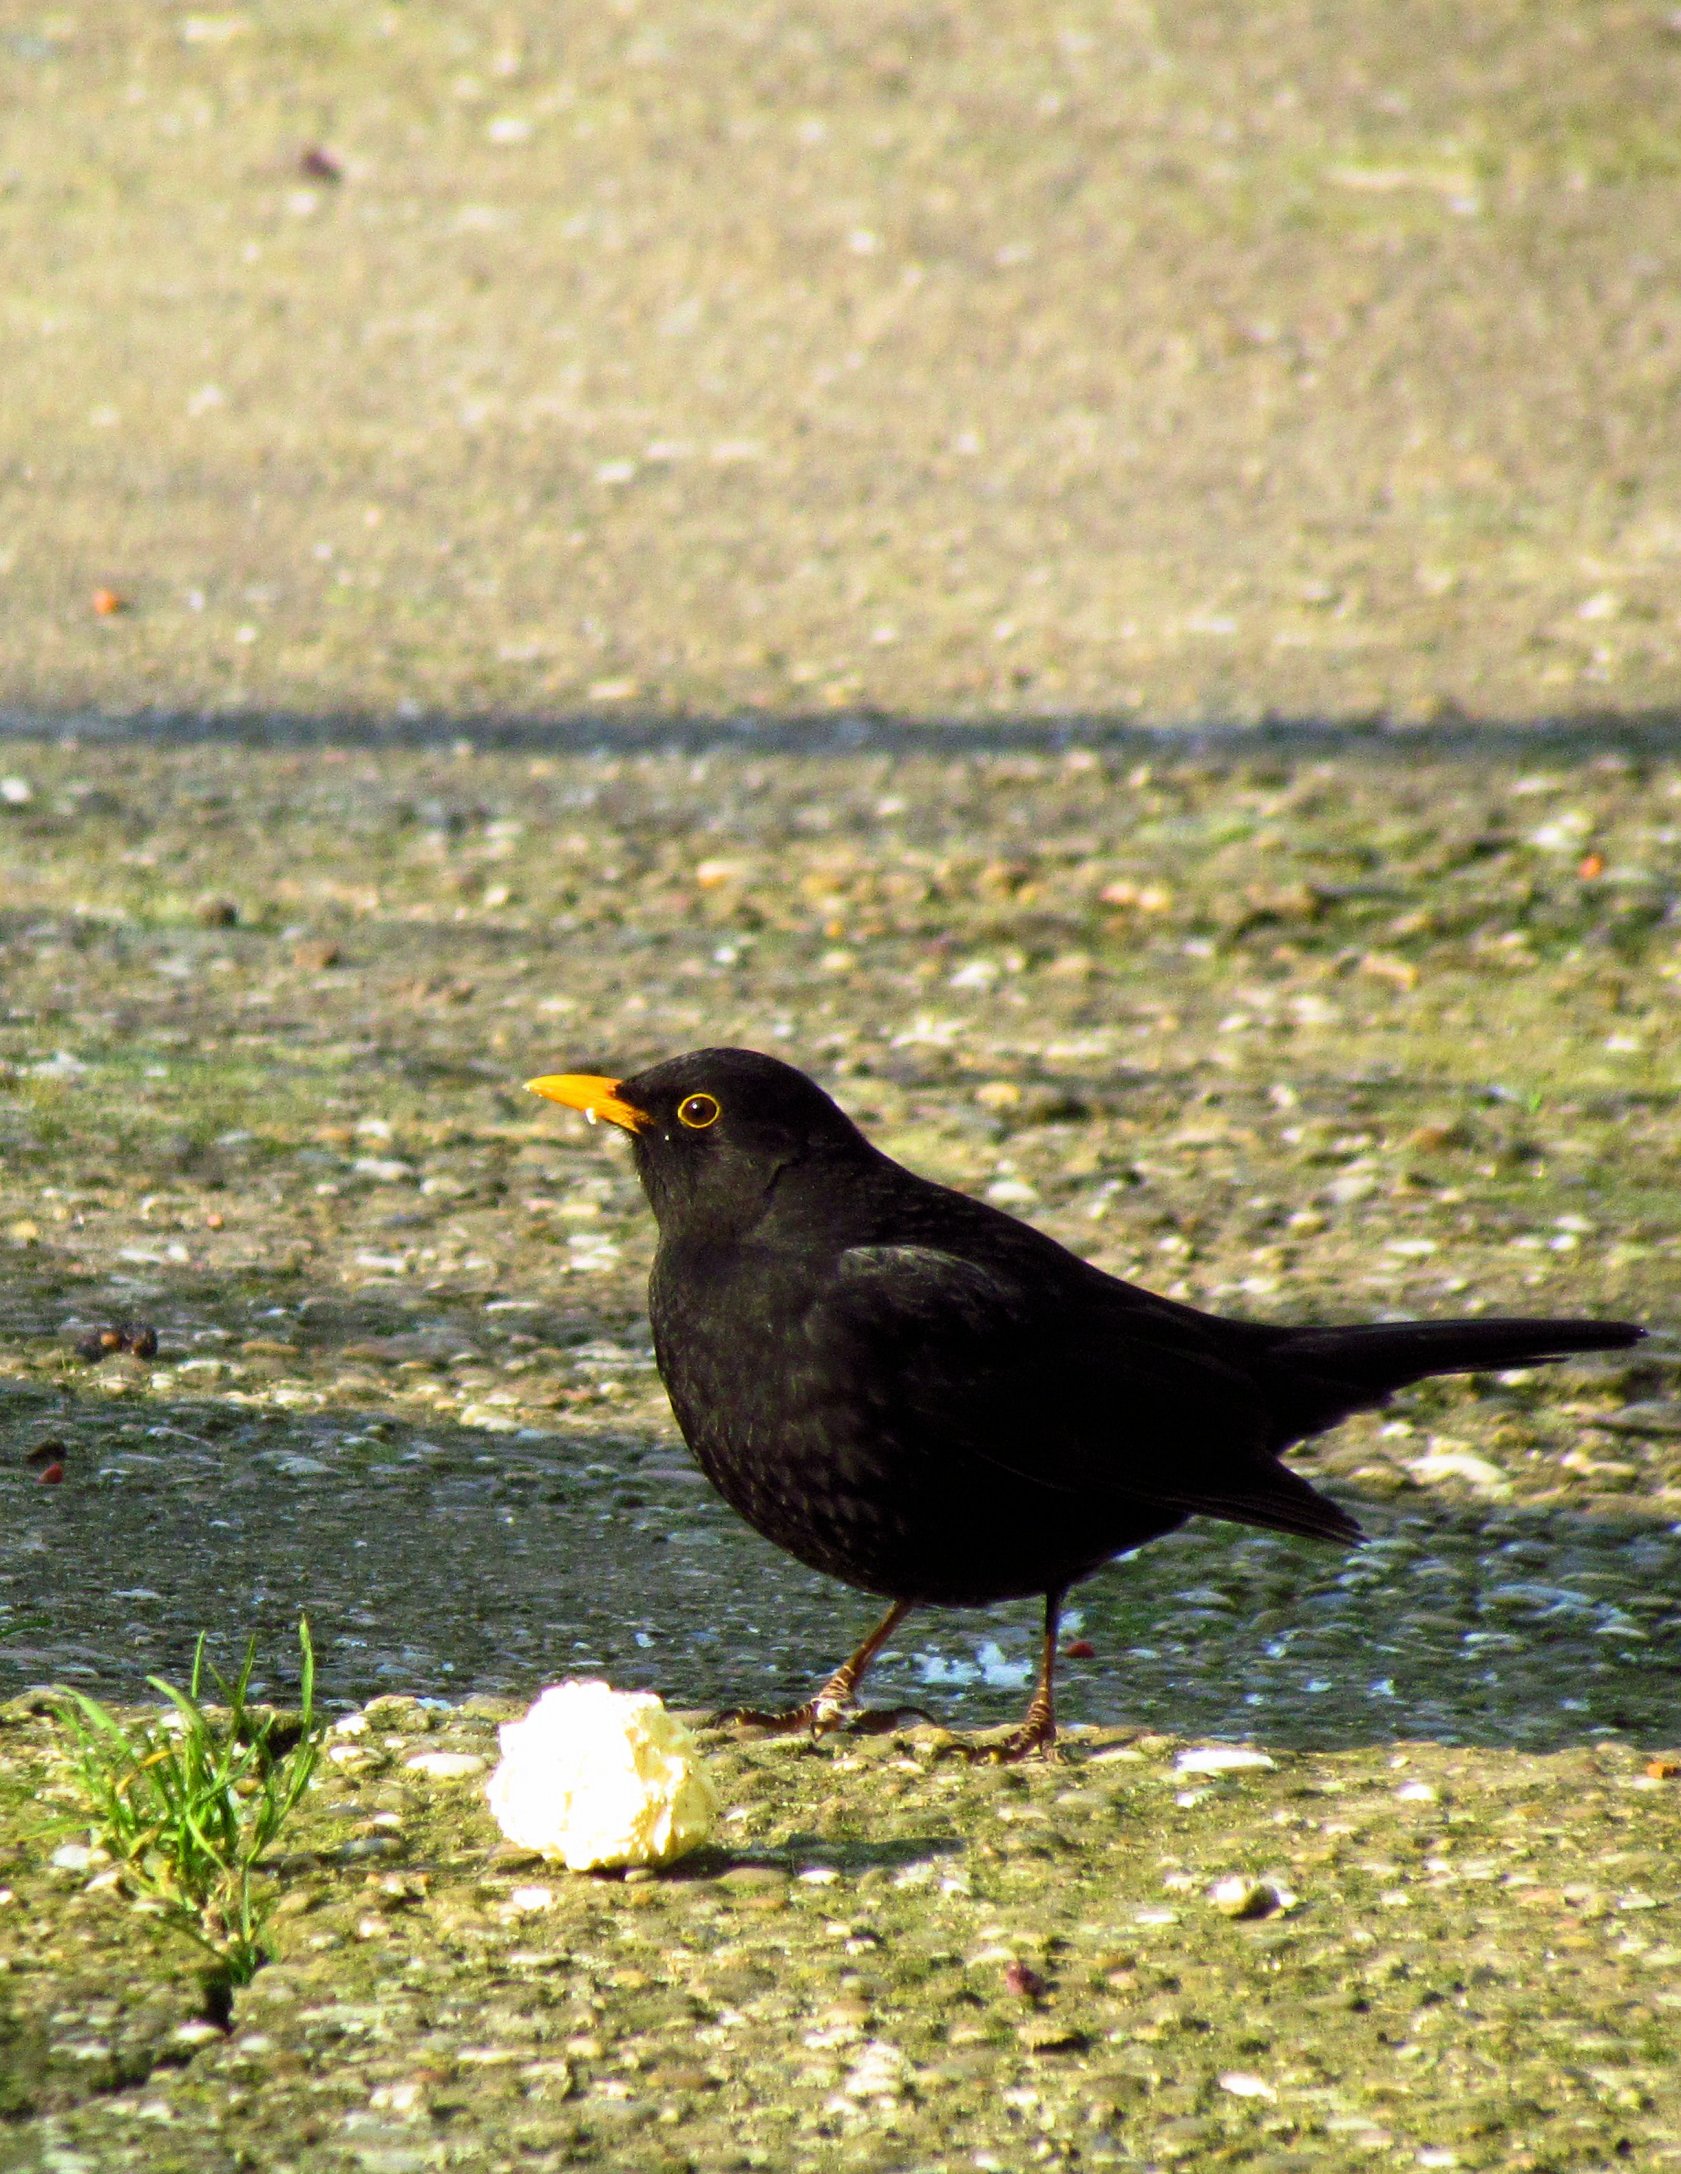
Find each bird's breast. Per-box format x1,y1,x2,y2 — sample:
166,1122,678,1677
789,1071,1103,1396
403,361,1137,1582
649,1238,836,1483
652,1238,916,1548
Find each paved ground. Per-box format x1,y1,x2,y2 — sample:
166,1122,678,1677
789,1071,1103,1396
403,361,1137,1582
3,731,1681,2167
3,732,1681,1738
6,0,1681,728
5,6,1681,2167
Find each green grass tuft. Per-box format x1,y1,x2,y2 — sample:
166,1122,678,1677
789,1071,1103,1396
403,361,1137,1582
55,1620,324,1988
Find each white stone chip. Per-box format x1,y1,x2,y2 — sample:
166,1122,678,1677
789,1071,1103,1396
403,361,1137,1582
1208,1875,1298,1919
50,1843,106,1872
406,1750,488,1780
1174,1747,1277,1776
1407,1446,1512,1498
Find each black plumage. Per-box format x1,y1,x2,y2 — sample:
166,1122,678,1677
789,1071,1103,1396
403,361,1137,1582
529,1048,1643,1757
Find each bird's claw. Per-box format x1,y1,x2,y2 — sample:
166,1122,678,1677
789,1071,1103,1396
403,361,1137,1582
843,1703,939,1735
974,1717,1061,1765
711,1697,851,1740
711,1696,937,1743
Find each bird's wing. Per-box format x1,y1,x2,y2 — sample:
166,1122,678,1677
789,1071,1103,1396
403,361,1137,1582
822,1242,1356,1543
834,1243,1015,1331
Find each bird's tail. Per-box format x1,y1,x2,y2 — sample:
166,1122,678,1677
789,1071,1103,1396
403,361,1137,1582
1262,1314,1643,1442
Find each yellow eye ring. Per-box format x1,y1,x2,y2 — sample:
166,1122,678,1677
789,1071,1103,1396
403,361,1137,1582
677,1092,721,1130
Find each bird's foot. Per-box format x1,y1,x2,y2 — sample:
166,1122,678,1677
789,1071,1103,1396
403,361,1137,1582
843,1703,939,1736
975,1713,1060,1764
711,1603,919,1743
711,1693,853,1741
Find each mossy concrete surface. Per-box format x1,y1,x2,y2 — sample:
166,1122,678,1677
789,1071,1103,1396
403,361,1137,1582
5,0,1681,725
3,1696,1681,2174
7,2,1681,2163
0,732,1680,2165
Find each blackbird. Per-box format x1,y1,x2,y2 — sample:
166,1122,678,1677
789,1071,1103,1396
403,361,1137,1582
528,1048,1642,1758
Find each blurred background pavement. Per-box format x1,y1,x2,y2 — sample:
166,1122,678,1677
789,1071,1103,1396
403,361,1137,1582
4,0,1681,732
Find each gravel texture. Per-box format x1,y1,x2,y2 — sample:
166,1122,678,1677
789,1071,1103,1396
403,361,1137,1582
5,0,1681,724
1,730,1680,2165
6,1,1681,2159
3,1700,1680,2171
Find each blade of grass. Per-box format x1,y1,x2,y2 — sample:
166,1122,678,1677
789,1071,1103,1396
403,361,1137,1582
54,1618,327,1988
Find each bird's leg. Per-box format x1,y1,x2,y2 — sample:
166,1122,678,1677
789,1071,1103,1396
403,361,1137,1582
985,1590,1066,1763
715,1601,913,1739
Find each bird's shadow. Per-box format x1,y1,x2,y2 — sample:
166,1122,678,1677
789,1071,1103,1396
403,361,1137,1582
860,1492,1681,1757
3,1253,1678,1759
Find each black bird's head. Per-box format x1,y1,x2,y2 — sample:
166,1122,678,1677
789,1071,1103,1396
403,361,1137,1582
525,1046,874,1236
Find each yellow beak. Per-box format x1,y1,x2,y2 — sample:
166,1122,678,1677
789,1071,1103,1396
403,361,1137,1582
525,1072,650,1133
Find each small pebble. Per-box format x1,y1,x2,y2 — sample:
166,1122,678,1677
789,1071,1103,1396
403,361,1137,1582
488,1842,546,1869
405,1750,487,1779
1017,2018,1084,2051
1208,1875,1297,1919
332,1834,404,1862
171,2021,224,2048
1175,1747,1276,1776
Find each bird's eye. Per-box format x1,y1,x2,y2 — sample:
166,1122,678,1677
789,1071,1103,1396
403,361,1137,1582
677,1092,721,1130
